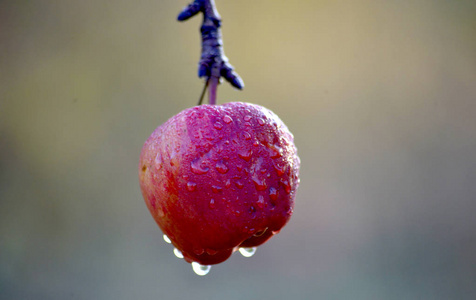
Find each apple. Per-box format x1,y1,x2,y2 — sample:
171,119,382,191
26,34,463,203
139,102,300,266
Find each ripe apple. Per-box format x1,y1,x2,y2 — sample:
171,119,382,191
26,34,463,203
139,102,300,265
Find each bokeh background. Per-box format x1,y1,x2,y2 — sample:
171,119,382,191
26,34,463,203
1,0,476,299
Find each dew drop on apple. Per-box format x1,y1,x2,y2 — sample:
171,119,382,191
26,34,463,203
244,115,252,121
269,144,283,158
211,185,223,193
163,235,172,244
173,248,184,259
269,187,278,201
215,161,229,174
191,262,211,276
280,179,292,194
191,160,209,174
252,176,267,191
209,199,216,209
273,161,285,176
223,115,233,124
257,195,265,208
235,181,244,189
213,122,223,130
257,118,266,126
239,247,257,258
186,182,197,192
238,149,252,161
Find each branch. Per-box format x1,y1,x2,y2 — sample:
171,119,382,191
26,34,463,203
178,0,244,104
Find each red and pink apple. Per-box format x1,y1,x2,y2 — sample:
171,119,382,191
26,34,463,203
139,102,299,265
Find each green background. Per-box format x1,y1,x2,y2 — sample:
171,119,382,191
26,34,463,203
1,0,476,299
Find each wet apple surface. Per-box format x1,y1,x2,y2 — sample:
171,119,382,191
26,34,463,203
139,102,300,268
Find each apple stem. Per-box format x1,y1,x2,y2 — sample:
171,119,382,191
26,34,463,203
178,0,244,105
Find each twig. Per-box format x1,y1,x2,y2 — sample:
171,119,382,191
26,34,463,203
178,0,244,105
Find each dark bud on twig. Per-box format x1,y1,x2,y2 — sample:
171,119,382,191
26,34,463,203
177,0,244,90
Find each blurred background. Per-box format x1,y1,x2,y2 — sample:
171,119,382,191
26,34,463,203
1,0,476,299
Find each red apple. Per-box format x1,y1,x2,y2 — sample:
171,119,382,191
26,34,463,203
139,102,300,266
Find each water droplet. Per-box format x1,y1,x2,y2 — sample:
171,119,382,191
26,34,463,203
235,181,244,189
191,160,209,174
191,262,211,276
174,248,184,258
163,235,172,244
252,176,267,191
260,168,267,174
215,161,229,174
238,149,252,161
193,247,205,255
258,118,266,126
269,187,278,201
239,247,257,258
223,115,233,124
212,186,223,193
273,161,285,176
244,115,252,121
209,199,216,209
213,122,223,130
257,195,265,208
225,179,231,188
253,141,260,147
268,144,283,158
243,132,252,140
206,248,218,255
234,210,241,216
187,182,197,192
280,179,292,194
250,206,256,213
236,164,243,171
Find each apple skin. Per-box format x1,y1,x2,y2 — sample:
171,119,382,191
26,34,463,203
139,102,300,265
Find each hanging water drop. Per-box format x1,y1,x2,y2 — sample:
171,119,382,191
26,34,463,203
163,235,172,244
174,248,184,259
239,247,257,258
191,262,211,276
